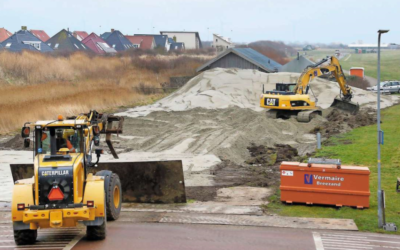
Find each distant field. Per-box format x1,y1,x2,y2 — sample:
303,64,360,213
296,48,400,81
340,50,400,81
0,51,208,134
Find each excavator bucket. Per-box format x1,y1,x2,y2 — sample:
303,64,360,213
330,97,360,114
10,160,186,204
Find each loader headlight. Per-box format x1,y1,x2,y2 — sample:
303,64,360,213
17,203,25,211
282,104,286,107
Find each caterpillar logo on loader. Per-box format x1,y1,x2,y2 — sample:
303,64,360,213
11,110,186,245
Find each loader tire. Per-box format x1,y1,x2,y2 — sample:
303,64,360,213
86,220,106,241
105,173,122,221
14,229,37,245
86,196,107,241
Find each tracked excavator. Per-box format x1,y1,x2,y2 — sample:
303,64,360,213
11,110,186,245
260,56,359,122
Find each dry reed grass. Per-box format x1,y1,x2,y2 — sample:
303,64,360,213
0,50,206,134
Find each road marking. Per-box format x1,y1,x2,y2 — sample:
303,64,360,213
318,232,400,250
343,54,351,61
63,230,85,250
0,227,84,249
313,232,325,250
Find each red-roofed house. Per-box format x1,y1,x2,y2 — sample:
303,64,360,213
82,33,117,54
126,35,155,50
30,30,50,42
73,31,89,41
0,28,12,42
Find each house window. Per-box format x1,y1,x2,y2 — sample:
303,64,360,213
112,44,116,48
96,43,104,51
175,46,178,49
82,44,86,49
48,43,51,46
74,44,80,49
23,41,41,50
55,43,59,49
5,43,12,48
216,39,218,42
101,43,110,48
133,44,139,48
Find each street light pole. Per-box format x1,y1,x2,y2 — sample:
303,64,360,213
377,29,389,228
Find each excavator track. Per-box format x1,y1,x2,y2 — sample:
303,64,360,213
296,110,322,123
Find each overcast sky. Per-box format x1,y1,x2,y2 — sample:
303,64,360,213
1,0,398,44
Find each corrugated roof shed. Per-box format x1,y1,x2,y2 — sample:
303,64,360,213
104,30,133,51
0,30,53,52
47,29,90,52
73,31,89,41
126,35,155,50
82,33,117,54
280,55,314,73
0,28,12,42
197,48,281,73
30,30,50,42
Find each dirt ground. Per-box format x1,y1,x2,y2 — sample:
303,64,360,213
310,108,377,138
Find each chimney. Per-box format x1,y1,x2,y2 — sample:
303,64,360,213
297,52,300,60
111,29,115,32
21,26,27,31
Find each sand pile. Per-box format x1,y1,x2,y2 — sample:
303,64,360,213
118,68,398,118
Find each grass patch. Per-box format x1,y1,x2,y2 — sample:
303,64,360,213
267,104,400,233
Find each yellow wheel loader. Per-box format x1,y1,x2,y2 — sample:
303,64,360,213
11,110,186,245
260,56,359,122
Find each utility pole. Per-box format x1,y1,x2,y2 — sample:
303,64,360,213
377,29,389,228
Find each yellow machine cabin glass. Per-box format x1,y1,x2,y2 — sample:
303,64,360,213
38,127,82,154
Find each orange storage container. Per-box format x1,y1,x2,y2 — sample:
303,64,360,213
349,67,365,78
280,162,370,208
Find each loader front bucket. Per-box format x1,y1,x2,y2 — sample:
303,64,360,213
330,97,360,114
10,160,186,204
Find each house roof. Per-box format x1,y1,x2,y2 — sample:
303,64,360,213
135,34,168,48
104,30,133,51
197,48,282,73
100,32,111,40
82,32,117,54
126,35,154,50
280,55,314,73
213,34,232,44
0,28,12,42
30,30,50,42
73,31,89,41
0,30,53,52
169,42,185,50
46,29,90,52
160,31,202,48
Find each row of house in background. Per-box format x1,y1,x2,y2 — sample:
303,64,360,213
0,27,203,54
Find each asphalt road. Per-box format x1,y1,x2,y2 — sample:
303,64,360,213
73,222,316,250
73,222,400,250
